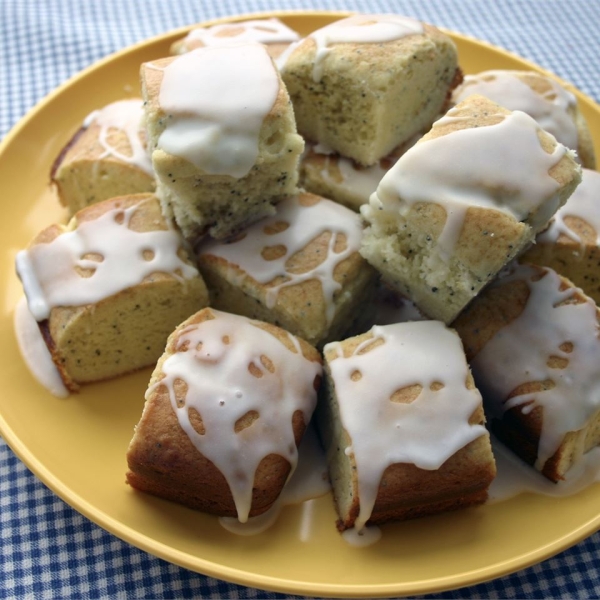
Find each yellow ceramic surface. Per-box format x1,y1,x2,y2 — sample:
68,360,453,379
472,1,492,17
1,11,600,598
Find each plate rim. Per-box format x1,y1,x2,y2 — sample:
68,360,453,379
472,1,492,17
2,9,600,598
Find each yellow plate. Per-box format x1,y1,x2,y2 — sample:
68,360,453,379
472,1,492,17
1,11,600,598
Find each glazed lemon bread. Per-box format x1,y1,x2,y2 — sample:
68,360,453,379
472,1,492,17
521,168,600,304
452,69,596,169
279,14,460,166
141,42,304,243
197,191,377,348
360,94,582,324
126,308,322,521
453,263,600,482
170,17,300,59
317,320,495,532
15,193,209,391
51,99,155,215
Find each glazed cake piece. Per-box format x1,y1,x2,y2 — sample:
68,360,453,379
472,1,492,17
279,14,460,166
52,99,155,214
317,321,495,533
170,17,300,59
126,308,322,522
521,168,600,304
453,263,600,482
197,191,377,348
300,138,418,212
141,42,304,243
452,70,596,169
15,194,209,391
360,94,582,324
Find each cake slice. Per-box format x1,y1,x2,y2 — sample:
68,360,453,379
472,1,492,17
279,14,460,165
299,138,419,212
126,308,322,522
15,193,209,391
197,191,377,347
317,320,495,533
453,263,600,482
452,69,596,168
521,168,600,304
141,42,304,243
360,94,582,324
170,17,300,59
52,99,155,214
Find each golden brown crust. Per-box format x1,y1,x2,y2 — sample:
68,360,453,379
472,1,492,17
126,307,321,517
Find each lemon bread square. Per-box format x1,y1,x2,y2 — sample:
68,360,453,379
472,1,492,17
15,193,209,391
360,95,582,324
299,139,418,212
170,18,300,59
521,168,600,304
141,42,304,243
196,191,377,348
51,99,155,215
317,320,495,533
453,263,600,482
452,70,596,169
279,14,460,166
126,307,322,522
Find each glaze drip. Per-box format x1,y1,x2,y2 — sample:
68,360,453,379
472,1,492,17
471,264,600,469
199,194,364,325
156,43,280,178
84,99,153,175
538,168,600,247
364,108,568,258
453,70,578,152
182,18,300,48
326,321,487,532
152,310,321,522
15,205,198,321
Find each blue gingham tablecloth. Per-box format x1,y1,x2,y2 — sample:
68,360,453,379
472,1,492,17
2,1,600,598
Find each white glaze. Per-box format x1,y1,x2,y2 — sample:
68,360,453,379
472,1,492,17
181,18,300,49
488,434,600,503
363,109,569,258
305,14,424,82
199,194,364,325
538,168,600,247
13,296,69,398
471,264,600,470
153,310,321,523
218,423,330,535
327,321,487,533
156,43,280,178
15,205,198,322
453,70,578,152
83,99,153,175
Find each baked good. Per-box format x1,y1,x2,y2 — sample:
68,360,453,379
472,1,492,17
453,263,600,482
14,193,209,391
452,69,596,169
317,320,495,532
521,168,600,304
126,307,322,522
197,191,377,347
360,94,582,324
279,14,460,166
299,137,419,212
170,18,300,59
141,42,304,242
51,99,155,214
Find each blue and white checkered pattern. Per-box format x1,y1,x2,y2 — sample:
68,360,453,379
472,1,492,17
2,1,600,598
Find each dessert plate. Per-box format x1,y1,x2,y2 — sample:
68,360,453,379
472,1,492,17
1,11,600,598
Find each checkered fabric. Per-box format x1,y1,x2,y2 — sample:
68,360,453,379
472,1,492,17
2,0,600,598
